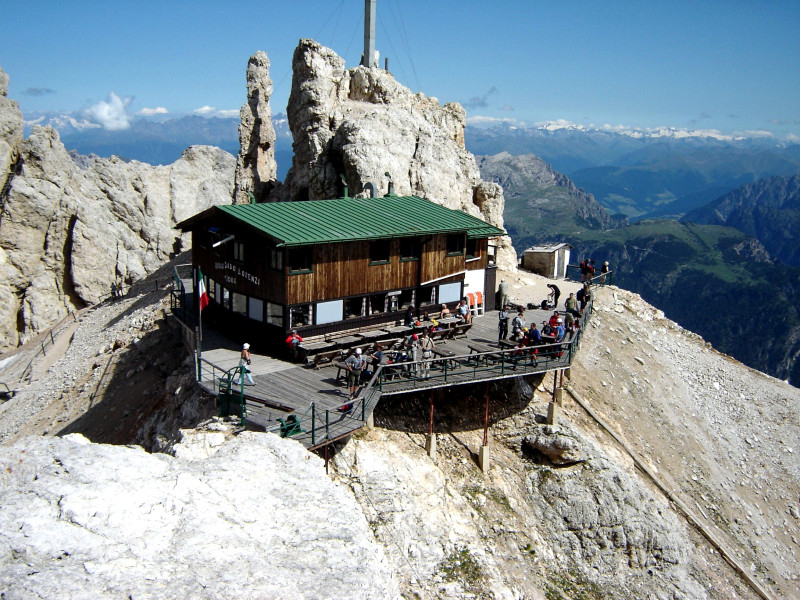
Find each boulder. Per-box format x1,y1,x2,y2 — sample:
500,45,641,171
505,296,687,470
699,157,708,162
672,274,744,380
0,432,397,599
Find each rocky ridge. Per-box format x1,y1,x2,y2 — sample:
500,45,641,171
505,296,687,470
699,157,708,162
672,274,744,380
0,67,235,353
1,269,798,598
0,430,397,599
242,40,516,269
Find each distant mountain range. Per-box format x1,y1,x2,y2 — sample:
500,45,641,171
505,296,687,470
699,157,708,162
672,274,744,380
682,174,800,267
465,121,800,221
478,151,800,385
23,112,294,179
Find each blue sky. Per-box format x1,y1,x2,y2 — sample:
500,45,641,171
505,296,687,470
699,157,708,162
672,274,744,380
2,0,799,138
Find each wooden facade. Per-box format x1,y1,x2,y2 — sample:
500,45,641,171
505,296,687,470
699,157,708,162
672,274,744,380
178,197,503,347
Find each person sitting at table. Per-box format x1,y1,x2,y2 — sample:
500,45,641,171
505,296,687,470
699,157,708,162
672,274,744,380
404,305,416,327
541,320,553,337
284,330,304,361
457,299,471,323
440,303,451,318
510,310,526,340
548,311,561,329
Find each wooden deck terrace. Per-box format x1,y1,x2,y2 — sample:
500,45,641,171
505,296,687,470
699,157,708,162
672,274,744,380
191,301,592,450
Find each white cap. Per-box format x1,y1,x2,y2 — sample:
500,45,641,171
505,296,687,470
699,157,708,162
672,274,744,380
243,343,250,349
355,348,362,354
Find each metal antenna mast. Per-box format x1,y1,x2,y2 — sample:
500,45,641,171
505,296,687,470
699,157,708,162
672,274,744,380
361,0,376,67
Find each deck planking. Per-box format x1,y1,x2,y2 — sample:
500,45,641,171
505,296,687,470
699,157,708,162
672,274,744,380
195,304,576,448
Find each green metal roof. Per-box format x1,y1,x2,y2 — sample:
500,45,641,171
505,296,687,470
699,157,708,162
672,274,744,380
206,195,504,247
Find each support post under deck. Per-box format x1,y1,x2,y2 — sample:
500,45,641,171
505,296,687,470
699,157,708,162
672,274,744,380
425,389,436,459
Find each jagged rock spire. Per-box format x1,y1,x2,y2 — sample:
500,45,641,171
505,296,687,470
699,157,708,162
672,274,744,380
234,52,278,204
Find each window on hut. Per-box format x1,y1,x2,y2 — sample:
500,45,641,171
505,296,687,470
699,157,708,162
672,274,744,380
399,238,420,261
268,248,284,271
288,247,313,274
345,297,365,319
290,304,312,327
447,234,465,256
466,238,480,259
369,240,390,265
233,241,245,263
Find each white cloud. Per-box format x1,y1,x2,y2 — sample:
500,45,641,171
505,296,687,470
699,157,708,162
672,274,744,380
465,115,526,128
137,106,168,116
84,92,132,130
191,106,238,118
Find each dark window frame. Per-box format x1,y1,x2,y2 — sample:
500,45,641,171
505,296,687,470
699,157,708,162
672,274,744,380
466,238,480,259
288,247,314,274
369,239,391,265
447,234,465,256
399,237,420,262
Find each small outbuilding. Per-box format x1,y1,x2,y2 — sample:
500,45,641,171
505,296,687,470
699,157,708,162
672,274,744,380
521,243,573,279
176,194,504,344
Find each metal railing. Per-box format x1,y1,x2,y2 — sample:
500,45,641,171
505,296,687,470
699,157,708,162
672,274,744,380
17,310,79,383
566,264,613,286
215,364,249,428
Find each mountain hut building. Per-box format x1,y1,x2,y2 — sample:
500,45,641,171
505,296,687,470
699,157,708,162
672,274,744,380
176,195,504,346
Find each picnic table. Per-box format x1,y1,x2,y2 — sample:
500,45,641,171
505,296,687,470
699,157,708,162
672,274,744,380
384,325,413,336
498,339,517,350
437,316,460,328
432,347,459,371
299,340,336,354
356,329,384,342
328,335,361,348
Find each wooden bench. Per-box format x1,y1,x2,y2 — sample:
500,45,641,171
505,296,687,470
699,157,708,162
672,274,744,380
312,349,343,369
452,323,472,338
429,328,453,343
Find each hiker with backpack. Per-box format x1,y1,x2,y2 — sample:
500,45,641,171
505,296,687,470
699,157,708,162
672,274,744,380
344,348,366,400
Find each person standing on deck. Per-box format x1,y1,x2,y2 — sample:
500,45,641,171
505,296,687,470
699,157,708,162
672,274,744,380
345,348,366,400
419,330,435,379
498,304,510,341
239,343,255,386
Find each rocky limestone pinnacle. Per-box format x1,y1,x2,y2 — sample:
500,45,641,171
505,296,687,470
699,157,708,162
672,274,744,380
265,39,516,269
233,51,278,204
0,65,24,194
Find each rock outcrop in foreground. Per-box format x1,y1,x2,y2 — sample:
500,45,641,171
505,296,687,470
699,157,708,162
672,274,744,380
0,67,235,352
239,40,515,269
0,431,396,599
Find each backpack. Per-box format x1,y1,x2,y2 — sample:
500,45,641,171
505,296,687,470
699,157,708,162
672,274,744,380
579,260,586,272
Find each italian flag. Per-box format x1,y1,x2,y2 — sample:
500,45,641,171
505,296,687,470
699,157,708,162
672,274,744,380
198,267,209,311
